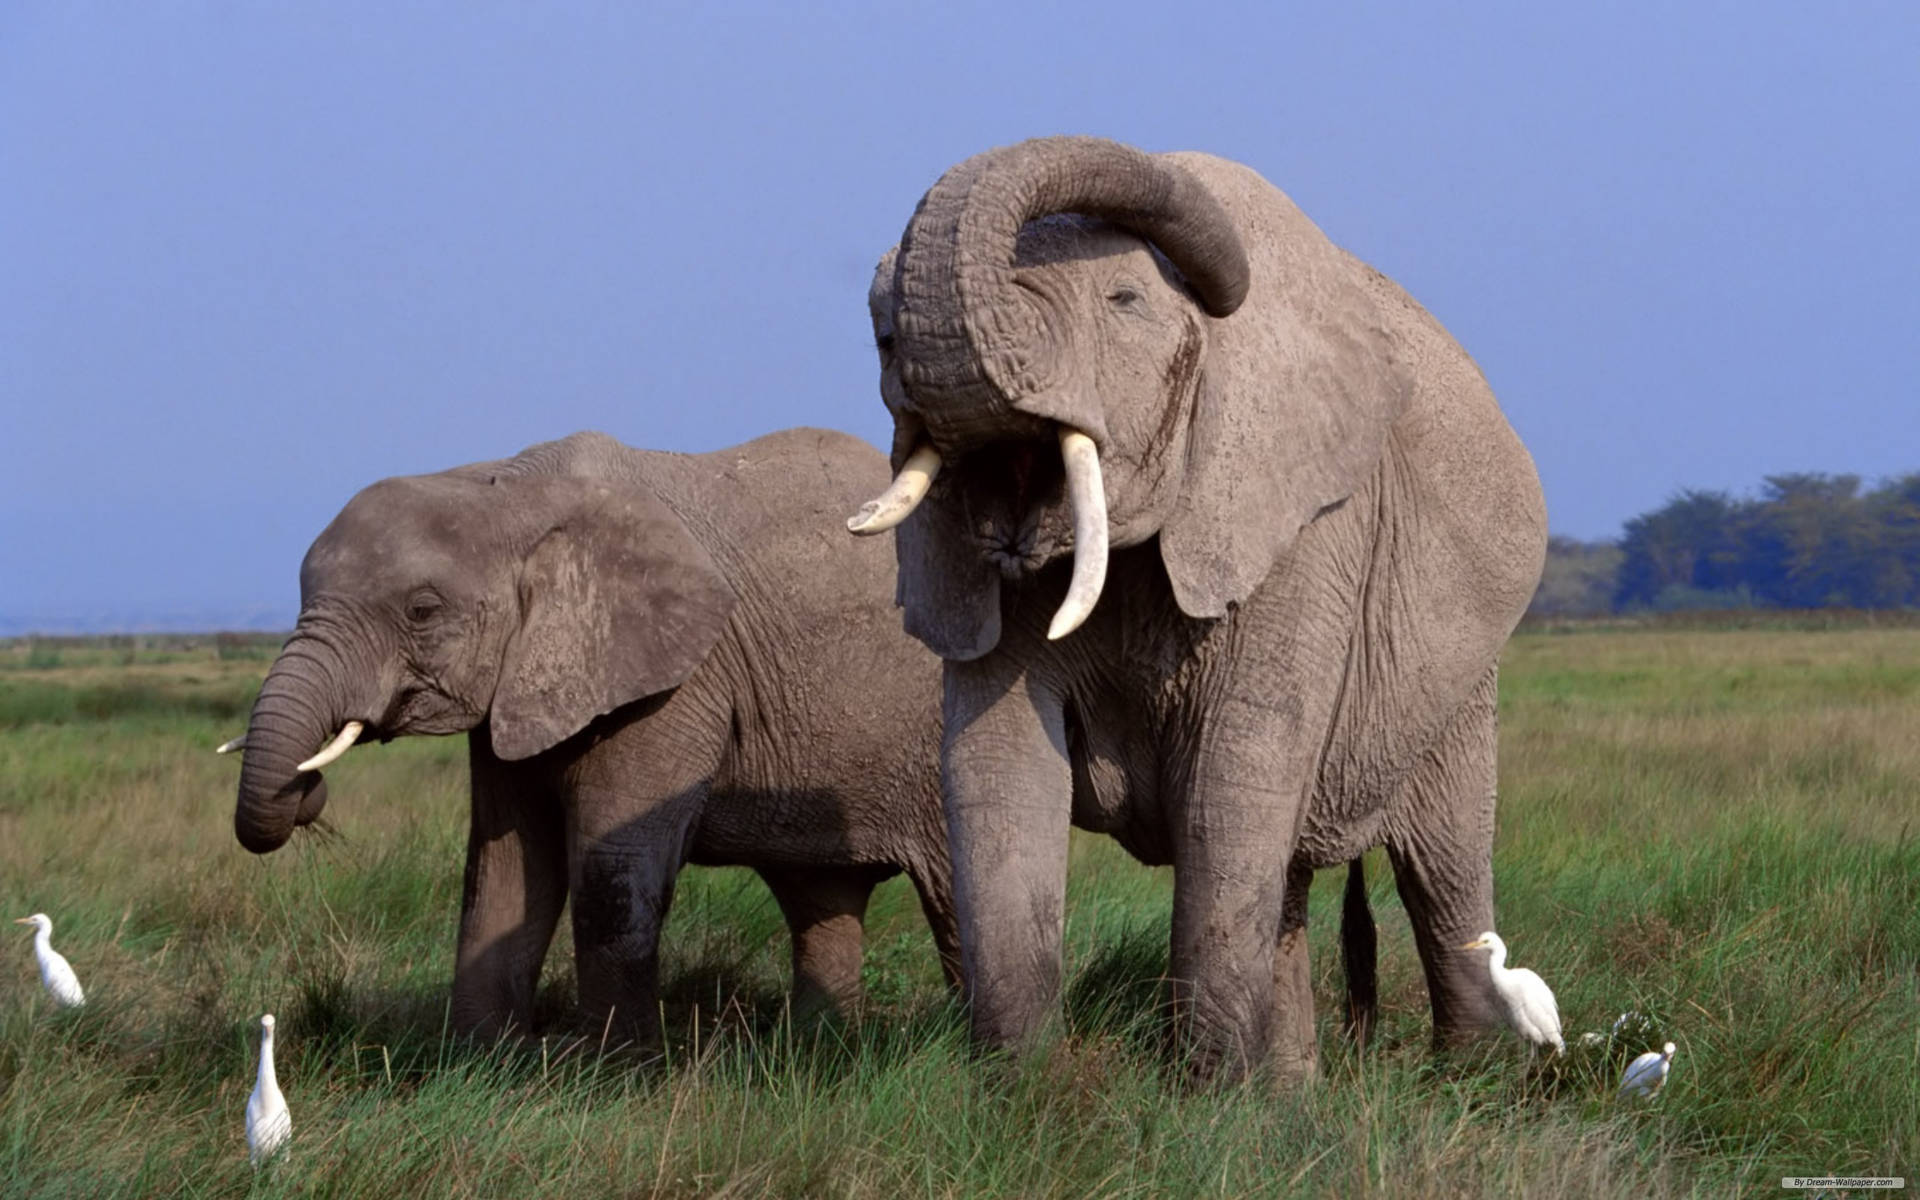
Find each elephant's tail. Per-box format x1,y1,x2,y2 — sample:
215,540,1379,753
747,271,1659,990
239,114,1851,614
1341,857,1378,1047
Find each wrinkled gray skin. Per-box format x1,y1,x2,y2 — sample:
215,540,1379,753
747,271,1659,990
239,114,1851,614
232,428,958,1046
864,137,1546,1084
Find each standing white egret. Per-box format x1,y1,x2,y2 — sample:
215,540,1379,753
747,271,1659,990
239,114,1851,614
1459,931,1564,1054
1619,1041,1677,1099
246,1014,292,1167
14,914,84,1009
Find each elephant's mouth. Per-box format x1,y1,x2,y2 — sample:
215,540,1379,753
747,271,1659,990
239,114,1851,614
977,520,1049,580
960,441,1077,580
856,423,1111,642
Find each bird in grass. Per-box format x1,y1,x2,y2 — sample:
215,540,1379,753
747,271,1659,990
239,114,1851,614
1459,931,1563,1054
1619,1041,1677,1099
14,914,85,1009
246,1014,291,1167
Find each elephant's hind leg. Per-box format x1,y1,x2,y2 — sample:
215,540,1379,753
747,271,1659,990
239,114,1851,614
906,861,966,994
1383,666,1502,1046
1271,859,1318,1085
761,864,892,1019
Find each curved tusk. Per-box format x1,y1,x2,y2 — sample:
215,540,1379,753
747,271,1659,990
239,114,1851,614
845,443,943,535
1047,428,1109,641
296,721,364,773
215,734,247,754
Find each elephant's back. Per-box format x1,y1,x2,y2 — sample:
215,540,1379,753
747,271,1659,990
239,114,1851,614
666,428,895,580
698,426,893,511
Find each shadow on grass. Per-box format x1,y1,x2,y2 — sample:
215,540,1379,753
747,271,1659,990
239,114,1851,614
1064,917,1172,1059
264,946,971,1097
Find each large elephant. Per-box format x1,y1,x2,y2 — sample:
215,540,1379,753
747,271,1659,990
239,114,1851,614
226,428,959,1045
850,137,1546,1083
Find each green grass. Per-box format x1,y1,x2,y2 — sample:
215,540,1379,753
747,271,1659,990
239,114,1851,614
0,631,1915,1196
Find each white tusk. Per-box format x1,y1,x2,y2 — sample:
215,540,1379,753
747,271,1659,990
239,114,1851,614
845,443,943,535
1048,428,1109,641
216,735,247,754
296,721,364,773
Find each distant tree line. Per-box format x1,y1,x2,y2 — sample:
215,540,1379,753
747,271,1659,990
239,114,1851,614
1529,473,1920,617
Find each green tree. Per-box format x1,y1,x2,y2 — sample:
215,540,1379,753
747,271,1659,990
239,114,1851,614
1613,490,1742,610
1528,536,1623,617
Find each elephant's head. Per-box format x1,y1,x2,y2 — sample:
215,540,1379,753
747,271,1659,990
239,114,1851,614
230,438,736,853
851,136,1410,659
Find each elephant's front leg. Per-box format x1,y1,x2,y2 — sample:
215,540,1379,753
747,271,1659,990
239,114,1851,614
942,656,1074,1055
452,732,568,1038
567,778,706,1053
564,691,728,1051
1171,702,1319,1085
1169,805,1292,1084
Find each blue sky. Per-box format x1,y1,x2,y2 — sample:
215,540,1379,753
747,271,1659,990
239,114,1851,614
4,3,1915,631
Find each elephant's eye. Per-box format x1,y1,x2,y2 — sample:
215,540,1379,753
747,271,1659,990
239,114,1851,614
1107,286,1142,309
405,592,445,624
874,331,895,356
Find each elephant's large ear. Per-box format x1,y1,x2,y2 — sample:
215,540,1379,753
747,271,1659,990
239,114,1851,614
490,479,736,761
1156,153,1412,618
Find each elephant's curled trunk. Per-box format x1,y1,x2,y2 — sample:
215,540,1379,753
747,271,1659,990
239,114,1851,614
233,639,354,854
889,135,1249,444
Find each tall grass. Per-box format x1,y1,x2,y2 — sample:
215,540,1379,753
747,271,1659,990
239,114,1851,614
0,631,1914,1196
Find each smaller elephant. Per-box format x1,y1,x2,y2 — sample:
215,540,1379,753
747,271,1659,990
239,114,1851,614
224,428,959,1045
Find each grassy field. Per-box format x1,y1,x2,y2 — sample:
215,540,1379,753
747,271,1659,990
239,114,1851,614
0,626,1915,1197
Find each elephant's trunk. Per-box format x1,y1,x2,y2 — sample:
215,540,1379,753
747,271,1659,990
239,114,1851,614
890,136,1249,448
234,636,358,854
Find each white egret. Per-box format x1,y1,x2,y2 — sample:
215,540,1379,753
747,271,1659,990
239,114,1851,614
14,914,84,1009
1459,931,1563,1054
246,1014,292,1167
1619,1041,1677,1099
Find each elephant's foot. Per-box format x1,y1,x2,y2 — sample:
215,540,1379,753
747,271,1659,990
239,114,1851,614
449,934,551,1041
449,985,537,1042
1167,959,1279,1090
576,971,665,1054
